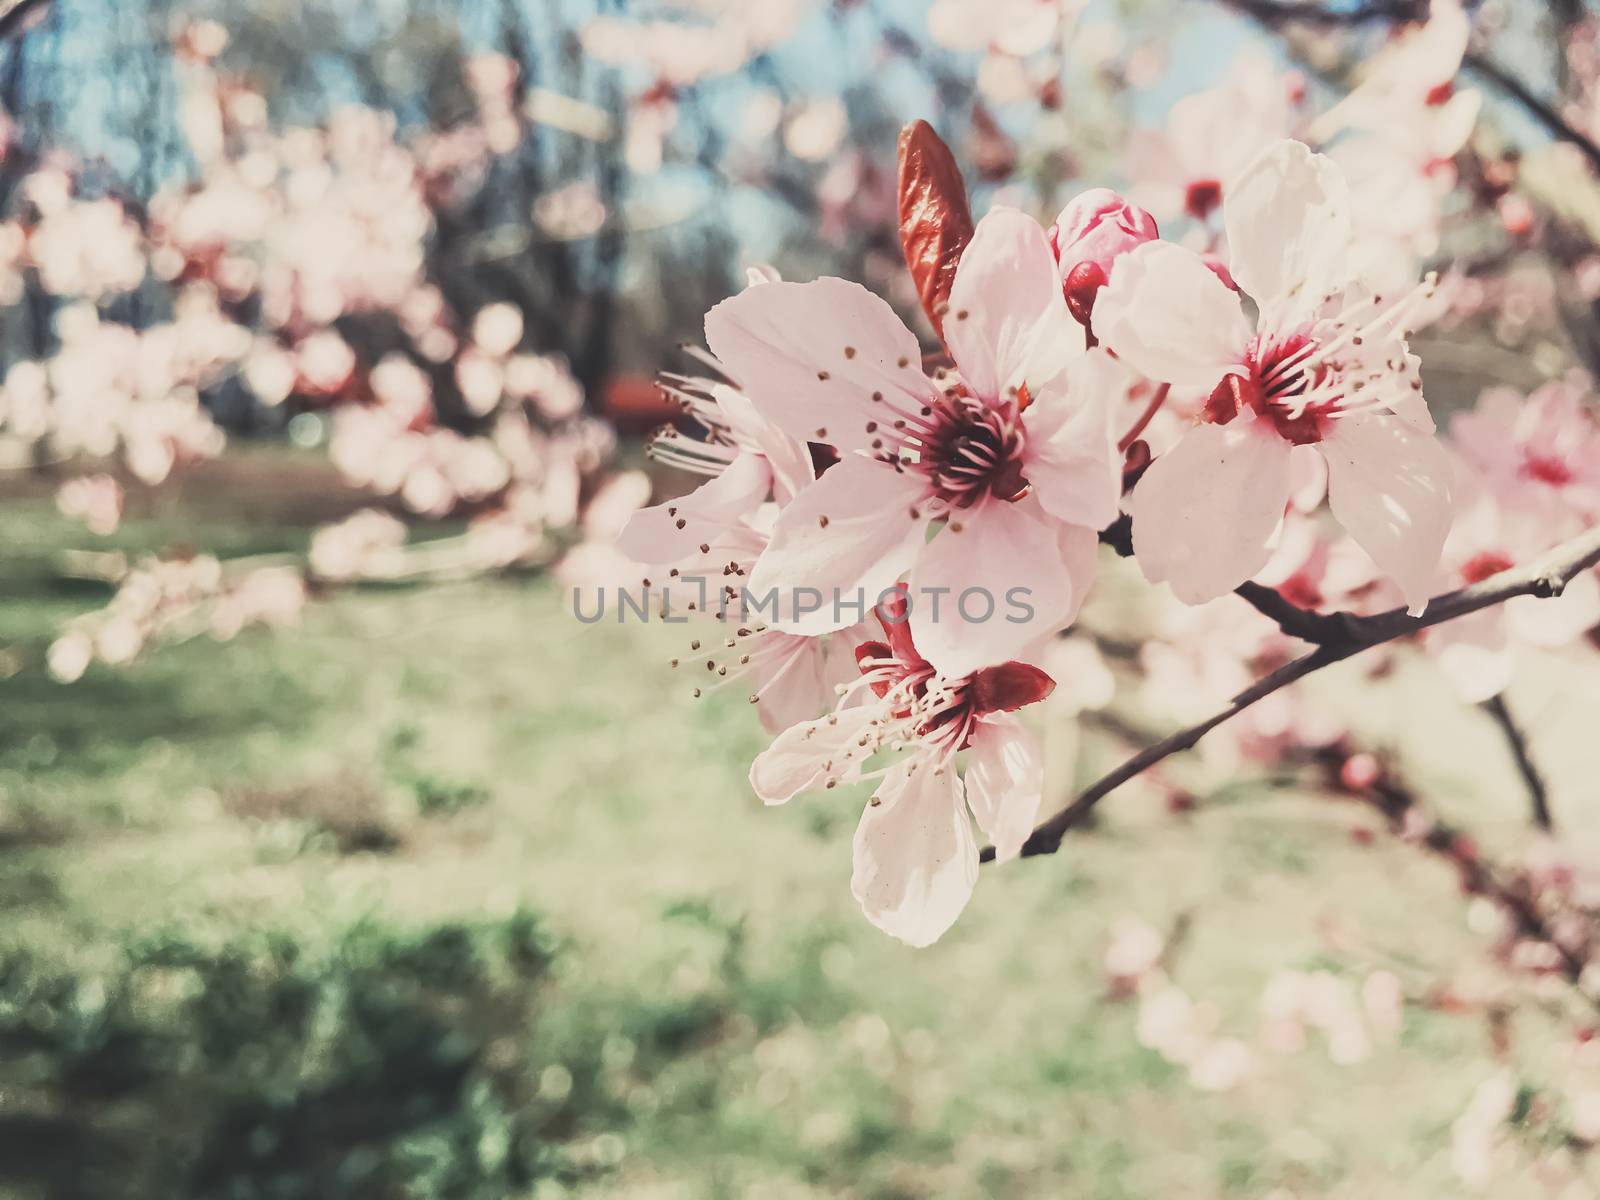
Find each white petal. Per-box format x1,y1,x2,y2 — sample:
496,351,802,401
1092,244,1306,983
1505,571,1600,648
1320,412,1453,615
1057,522,1101,628
749,704,877,804
711,384,816,506
911,496,1080,678
1428,609,1512,703
705,277,940,453
1022,347,1126,531
749,454,927,634
963,713,1043,863
616,452,771,565
1224,141,1352,319
945,207,1083,399
1092,241,1253,390
746,632,834,735
1432,90,1481,158
851,757,978,948
1127,417,1294,604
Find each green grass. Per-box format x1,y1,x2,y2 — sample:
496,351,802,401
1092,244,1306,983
0,448,1592,1197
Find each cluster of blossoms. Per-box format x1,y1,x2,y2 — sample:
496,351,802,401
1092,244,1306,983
47,554,306,683
616,0,1600,969
618,115,1508,947
21,24,640,679
1101,915,1404,1095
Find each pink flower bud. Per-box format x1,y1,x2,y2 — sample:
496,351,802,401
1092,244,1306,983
1062,260,1108,328
1049,188,1158,277
1339,752,1381,792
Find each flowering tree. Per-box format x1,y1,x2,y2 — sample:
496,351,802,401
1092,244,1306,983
6,0,1600,1183
611,0,1600,1184
0,14,645,678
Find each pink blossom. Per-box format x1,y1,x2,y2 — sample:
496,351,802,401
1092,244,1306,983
1095,140,1454,613
309,509,408,581
1102,915,1163,992
471,303,525,358
749,596,1054,946
708,207,1124,675
618,349,817,573
1450,1071,1517,1187
616,355,858,735
1310,0,1479,163
210,567,306,640
47,633,93,683
927,0,1072,58
1450,376,1600,532
1125,51,1298,225
56,474,123,536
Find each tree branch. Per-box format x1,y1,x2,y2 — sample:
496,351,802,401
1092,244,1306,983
1100,511,1357,645
988,522,1600,862
1224,0,1600,174
1481,693,1555,831
0,0,49,42
1304,744,1595,1001
1462,51,1600,177
1219,0,1426,27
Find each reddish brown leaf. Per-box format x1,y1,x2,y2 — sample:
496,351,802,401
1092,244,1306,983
897,120,975,340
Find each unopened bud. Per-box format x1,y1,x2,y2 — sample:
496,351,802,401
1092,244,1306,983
1339,752,1381,792
1063,260,1109,328
1050,189,1158,298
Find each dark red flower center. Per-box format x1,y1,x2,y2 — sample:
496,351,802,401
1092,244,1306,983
1185,179,1223,221
1522,453,1574,487
854,595,1055,742
920,393,1029,506
1461,551,1514,584
1204,334,1335,445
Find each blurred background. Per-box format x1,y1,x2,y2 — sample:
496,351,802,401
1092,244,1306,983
2,0,1600,1196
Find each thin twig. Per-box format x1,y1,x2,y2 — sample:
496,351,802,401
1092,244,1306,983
0,0,49,41
1463,51,1600,176
1226,0,1600,174
1220,0,1426,27
989,521,1600,862
1481,693,1555,831
1232,580,1352,642
1321,745,1593,999
1117,384,1171,453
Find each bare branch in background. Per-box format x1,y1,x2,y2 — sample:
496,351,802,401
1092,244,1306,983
1221,0,1426,27
1224,0,1600,174
1307,743,1595,1005
0,0,49,42
1481,693,1555,831
1463,50,1600,176
990,521,1600,861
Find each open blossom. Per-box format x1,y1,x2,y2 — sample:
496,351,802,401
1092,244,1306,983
1094,140,1454,612
1421,382,1600,699
749,595,1053,946
1424,470,1599,701
1310,0,1479,164
616,349,863,733
618,348,816,569
706,207,1124,677
1450,375,1600,533
1125,51,1297,225
56,474,124,536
